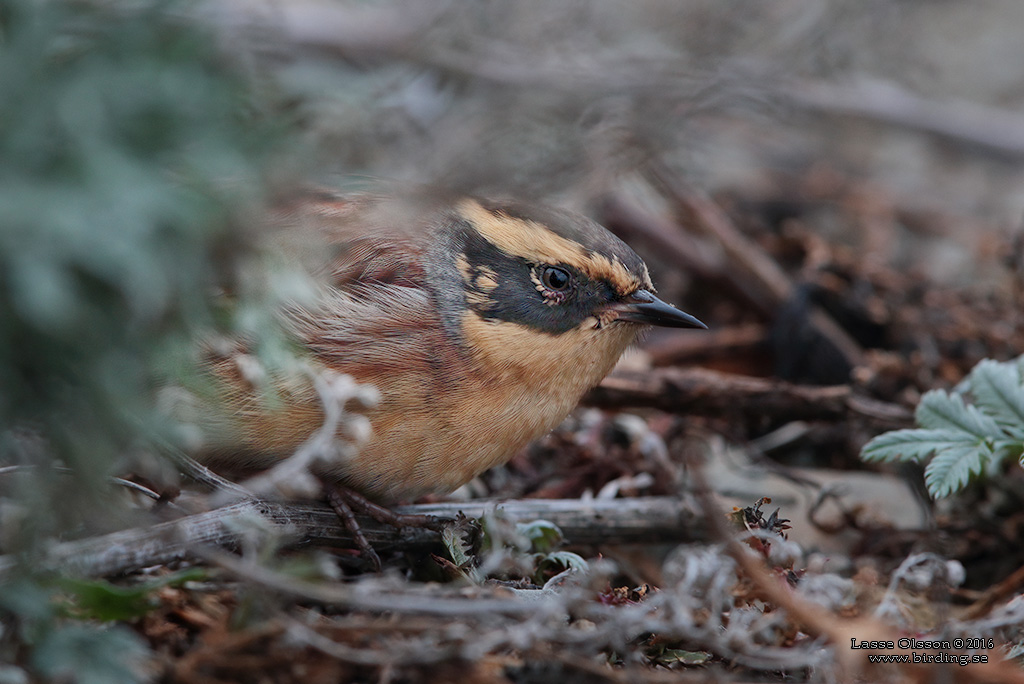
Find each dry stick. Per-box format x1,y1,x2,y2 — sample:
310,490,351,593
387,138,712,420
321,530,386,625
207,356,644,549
645,161,865,370
195,546,536,617
279,616,460,667
0,497,705,581
586,367,913,428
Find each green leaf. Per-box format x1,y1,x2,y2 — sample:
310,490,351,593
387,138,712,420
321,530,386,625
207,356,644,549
860,429,974,463
57,579,157,622
540,551,588,572
534,551,588,585
916,389,1002,437
861,356,1024,498
0,579,57,626
57,568,206,622
969,360,1024,439
516,519,564,554
924,441,991,498
441,524,475,569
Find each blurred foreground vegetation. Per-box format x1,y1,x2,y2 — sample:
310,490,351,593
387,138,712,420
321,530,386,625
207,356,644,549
0,0,286,531
0,0,292,678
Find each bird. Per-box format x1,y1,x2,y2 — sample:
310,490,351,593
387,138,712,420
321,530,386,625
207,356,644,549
196,191,706,505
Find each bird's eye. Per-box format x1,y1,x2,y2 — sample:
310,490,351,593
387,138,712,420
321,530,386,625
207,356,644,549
541,266,570,291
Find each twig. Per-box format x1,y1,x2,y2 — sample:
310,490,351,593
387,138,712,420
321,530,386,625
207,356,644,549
962,561,1024,621
0,465,163,502
0,497,705,580
586,367,913,428
162,445,254,499
194,545,541,616
281,615,459,666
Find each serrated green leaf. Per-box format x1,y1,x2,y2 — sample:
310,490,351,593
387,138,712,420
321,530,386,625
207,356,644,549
862,356,1024,499
916,389,1002,437
441,524,474,568
924,441,991,498
969,360,1024,439
860,429,973,463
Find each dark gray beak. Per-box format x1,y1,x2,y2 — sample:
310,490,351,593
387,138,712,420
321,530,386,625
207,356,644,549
612,289,707,329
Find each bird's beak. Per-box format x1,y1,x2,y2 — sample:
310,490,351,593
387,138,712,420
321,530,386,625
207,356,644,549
610,289,707,329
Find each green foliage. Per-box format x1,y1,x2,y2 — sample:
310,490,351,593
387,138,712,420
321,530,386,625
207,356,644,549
57,568,207,622
516,519,565,554
861,357,1024,497
0,0,290,540
0,0,295,679
441,514,589,585
441,523,477,571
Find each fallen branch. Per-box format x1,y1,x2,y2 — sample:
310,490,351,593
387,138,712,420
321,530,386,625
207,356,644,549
0,496,705,580
587,367,912,427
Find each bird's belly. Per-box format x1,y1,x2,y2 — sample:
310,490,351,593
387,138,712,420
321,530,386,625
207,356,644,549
329,324,637,501
324,383,575,502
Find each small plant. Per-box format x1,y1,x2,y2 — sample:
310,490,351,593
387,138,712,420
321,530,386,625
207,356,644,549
861,357,1024,497
439,514,587,585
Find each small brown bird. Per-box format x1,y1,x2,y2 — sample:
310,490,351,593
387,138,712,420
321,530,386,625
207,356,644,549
198,192,705,504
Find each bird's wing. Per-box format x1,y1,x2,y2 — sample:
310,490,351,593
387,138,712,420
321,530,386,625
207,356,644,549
268,191,449,374
269,190,436,289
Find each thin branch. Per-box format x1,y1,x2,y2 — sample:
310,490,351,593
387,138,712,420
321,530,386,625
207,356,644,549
963,561,1024,620
0,496,705,580
197,545,537,616
586,367,913,428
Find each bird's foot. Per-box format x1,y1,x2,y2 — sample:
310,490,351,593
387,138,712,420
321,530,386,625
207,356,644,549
334,487,444,531
324,484,442,571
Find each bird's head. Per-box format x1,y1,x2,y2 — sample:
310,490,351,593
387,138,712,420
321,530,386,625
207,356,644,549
435,198,705,387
